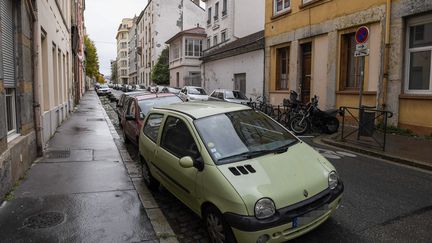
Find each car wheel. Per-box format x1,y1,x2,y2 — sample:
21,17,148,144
140,156,159,191
204,205,236,243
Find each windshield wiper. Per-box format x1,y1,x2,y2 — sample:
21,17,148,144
217,140,299,163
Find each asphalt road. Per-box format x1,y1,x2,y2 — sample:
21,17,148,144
103,91,432,243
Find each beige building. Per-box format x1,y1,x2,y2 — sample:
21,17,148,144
116,18,133,85
35,0,74,143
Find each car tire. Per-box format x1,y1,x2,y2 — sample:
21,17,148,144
203,205,236,243
140,156,159,191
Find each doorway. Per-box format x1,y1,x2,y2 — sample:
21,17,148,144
234,73,246,94
300,43,312,104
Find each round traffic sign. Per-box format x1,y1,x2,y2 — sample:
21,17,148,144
355,26,369,44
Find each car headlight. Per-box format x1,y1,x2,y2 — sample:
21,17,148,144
328,171,339,190
255,198,276,219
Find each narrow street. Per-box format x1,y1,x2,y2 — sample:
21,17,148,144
101,91,432,243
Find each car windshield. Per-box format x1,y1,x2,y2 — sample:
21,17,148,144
100,84,109,88
225,91,247,100
138,96,182,116
188,87,207,95
194,110,298,165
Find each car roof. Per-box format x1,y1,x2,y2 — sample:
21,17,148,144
135,93,178,101
185,86,203,89
155,101,250,119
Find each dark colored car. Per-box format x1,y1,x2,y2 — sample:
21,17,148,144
121,93,183,145
116,91,149,124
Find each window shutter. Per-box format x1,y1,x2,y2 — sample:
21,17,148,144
1,0,15,88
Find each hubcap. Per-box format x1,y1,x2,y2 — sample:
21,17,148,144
207,213,225,243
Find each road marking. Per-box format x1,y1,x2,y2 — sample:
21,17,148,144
313,147,357,159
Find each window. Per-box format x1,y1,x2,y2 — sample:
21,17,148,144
143,113,164,143
406,15,432,93
207,37,211,48
213,35,218,46
126,100,136,118
222,0,227,16
171,43,180,60
340,33,363,90
5,89,17,135
207,7,212,25
161,116,198,159
274,0,290,15
276,46,289,90
185,39,202,57
214,2,219,21
221,30,227,42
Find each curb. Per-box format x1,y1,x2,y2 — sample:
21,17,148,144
320,138,432,172
99,97,178,243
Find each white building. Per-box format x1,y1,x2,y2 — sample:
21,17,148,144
136,0,205,87
166,27,206,87
201,0,265,98
116,18,133,85
128,17,138,85
35,0,74,143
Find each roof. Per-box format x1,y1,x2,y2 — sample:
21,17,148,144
166,27,206,44
135,93,177,101
155,101,250,119
202,31,264,62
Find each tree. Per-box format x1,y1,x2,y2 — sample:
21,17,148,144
151,47,169,85
111,61,118,83
84,35,100,80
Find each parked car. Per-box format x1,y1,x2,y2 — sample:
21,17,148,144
209,89,249,104
94,83,101,91
139,102,343,243
116,91,149,124
161,87,181,94
96,84,111,96
178,86,209,101
121,93,182,145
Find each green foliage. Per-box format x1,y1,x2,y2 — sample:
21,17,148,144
84,35,100,79
376,123,414,136
151,47,170,85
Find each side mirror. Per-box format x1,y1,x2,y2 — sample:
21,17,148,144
139,112,145,120
125,115,135,121
179,156,194,168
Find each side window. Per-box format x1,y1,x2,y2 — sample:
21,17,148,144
217,92,224,99
143,114,164,143
161,116,199,159
210,91,216,98
127,100,136,117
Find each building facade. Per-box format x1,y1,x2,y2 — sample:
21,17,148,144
128,17,138,85
116,18,133,85
136,0,205,87
264,0,432,135
201,0,265,98
71,0,86,104
166,27,206,87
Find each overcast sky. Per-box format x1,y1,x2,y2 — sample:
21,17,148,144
84,0,205,77
84,0,148,76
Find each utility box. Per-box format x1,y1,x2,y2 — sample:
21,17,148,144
359,109,375,137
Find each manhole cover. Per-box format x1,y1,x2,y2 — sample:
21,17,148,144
46,150,70,159
86,118,105,121
23,212,65,229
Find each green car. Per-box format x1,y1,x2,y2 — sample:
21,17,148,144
139,102,343,243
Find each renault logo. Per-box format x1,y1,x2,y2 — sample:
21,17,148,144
303,190,309,198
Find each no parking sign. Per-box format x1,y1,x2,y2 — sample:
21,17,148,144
354,26,370,57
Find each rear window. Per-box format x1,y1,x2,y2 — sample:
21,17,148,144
138,96,182,116
188,87,207,95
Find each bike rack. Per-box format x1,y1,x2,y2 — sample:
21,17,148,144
340,106,393,151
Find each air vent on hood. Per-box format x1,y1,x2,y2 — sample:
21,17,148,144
228,165,256,176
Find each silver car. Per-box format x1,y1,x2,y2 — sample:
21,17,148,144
209,89,249,104
179,86,209,101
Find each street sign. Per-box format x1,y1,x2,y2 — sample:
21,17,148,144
354,49,369,57
356,43,368,51
355,26,369,44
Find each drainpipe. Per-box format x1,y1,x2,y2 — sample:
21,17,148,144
381,0,391,110
25,0,43,156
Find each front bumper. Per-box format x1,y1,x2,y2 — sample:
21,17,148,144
224,183,344,242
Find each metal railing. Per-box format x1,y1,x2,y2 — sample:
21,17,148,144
340,106,393,151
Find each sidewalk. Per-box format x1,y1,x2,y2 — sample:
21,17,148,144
0,92,173,242
321,131,432,171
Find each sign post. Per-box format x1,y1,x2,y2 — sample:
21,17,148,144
355,26,369,139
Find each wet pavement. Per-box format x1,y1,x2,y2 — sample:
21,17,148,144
0,92,157,243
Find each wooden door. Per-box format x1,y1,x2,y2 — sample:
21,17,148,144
301,43,312,104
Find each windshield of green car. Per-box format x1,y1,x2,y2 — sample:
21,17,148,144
194,110,298,164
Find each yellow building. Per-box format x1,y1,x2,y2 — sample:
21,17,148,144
265,0,432,135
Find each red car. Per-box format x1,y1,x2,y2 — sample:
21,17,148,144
121,93,183,145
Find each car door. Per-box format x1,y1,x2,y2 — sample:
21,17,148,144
156,115,200,210
124,99,137,142
140,113,165,177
